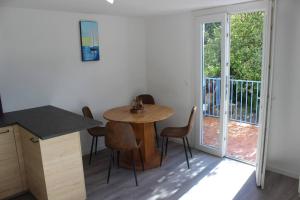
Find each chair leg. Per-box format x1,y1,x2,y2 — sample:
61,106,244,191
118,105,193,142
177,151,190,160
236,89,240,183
182,138,190,169
112,151,115,166
154,123,159,147
131,151,138,186
138,148,144,171
160,137,165,167
107,150,113,184
186,137,193,158
89,136,95,165
117,151,120,168
165,137,169,156
95,136,98,155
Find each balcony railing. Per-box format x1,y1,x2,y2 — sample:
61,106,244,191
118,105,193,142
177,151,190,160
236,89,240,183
203,77,261,125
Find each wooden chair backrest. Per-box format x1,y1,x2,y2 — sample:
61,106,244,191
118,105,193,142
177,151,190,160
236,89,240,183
187,106,197,135
137,94,155,105
82,106,94,119
105,122,138,151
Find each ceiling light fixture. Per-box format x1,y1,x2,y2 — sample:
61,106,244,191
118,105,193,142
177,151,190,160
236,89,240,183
106,0,114,4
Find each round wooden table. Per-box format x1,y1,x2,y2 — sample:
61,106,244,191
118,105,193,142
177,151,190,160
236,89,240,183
103,104,174,170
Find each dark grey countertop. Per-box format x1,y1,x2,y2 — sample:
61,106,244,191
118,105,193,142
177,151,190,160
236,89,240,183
0,105,100,140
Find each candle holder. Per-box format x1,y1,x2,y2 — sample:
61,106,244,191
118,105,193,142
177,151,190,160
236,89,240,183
130,97,144,113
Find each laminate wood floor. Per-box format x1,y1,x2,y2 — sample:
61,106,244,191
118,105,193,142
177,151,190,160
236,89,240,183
11,142,299,200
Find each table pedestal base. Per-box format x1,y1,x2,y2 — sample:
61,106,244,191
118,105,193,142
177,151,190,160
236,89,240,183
119,122,162,170
119,151,162,171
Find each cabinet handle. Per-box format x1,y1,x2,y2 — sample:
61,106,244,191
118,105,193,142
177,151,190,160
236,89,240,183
0,130,9,134
30,137,39,143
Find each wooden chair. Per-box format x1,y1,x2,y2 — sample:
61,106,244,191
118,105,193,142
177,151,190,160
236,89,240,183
160,106,197,169
105,121,144,186
137,94,159,146
82,106,106,165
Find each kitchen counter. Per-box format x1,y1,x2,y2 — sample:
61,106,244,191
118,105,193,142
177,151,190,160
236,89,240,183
0,105,100,200
0,105,100,139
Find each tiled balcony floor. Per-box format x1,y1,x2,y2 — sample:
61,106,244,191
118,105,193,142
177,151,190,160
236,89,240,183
203,117,259,164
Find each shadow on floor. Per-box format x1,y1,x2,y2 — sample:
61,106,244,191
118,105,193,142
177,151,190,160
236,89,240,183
9,142,299,200
84,142,223,200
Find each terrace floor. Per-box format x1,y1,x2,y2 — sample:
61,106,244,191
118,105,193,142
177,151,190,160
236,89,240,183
203,116,259,164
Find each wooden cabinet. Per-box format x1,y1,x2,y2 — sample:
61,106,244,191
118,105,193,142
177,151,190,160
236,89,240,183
0,126,86,200
39,132,86,200
0,126,26,199
19,127,86,200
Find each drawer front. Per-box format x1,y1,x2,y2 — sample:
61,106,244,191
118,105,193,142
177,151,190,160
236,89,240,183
0,127,24,199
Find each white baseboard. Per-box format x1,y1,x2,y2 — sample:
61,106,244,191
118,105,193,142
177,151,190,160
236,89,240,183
267,165,299,179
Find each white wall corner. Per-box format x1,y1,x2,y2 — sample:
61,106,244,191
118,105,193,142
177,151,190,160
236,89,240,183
298,176,300,195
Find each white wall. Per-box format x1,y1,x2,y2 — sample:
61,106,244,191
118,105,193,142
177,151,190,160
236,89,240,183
266,0,300,178
146,13,195,141
0,7,147,155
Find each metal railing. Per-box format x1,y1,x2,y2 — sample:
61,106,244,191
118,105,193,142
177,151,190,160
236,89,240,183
203,77,261,125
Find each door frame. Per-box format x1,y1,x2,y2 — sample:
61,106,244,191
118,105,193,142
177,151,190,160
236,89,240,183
256,0,276,189
192,0,274,188
194,13,229,157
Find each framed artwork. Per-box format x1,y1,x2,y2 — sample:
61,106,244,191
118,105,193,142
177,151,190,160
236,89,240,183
79,20,100,61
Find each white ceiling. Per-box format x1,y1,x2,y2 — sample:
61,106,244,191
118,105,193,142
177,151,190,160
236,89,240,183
0,0,258,16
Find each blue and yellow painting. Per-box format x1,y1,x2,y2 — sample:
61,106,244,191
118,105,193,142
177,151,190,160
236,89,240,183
80,20,100,61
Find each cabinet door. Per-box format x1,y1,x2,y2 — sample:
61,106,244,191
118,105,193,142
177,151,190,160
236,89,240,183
20,127,48,200
40,132,86,200
0,127,24,199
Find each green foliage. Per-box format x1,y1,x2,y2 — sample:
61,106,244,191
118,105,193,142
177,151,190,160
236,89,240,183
230,11,264,81
204,22,221,77
203,11,264,81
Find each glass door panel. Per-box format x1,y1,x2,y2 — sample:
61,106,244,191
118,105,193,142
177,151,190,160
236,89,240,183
196,14,229,157
202,22,222,149
226,11,264,165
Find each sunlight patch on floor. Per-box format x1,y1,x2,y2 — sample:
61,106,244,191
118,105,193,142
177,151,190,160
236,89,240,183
147,157,210,200
179,159,255,200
